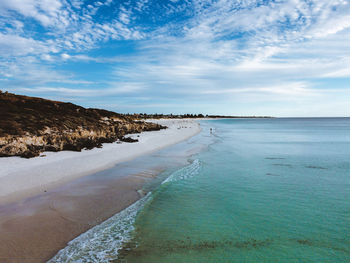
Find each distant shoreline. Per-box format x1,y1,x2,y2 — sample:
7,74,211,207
0,91,272,159
133,114,274,119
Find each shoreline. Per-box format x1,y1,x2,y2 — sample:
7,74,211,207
0,119,207,263
0,173,146,263
0,119,201,205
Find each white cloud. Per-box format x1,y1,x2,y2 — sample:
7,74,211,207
324,68,350,78
41,54,52,61
201,82,315,96
61,53,70,60
1,0,350,115
0,0,65,27
10,84,145,98
0,33,51,57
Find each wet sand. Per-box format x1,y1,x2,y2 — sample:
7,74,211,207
0,175,145,263
0,129,207,263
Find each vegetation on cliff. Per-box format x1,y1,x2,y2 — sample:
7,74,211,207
0,91,165,158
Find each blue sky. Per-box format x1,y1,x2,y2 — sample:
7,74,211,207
1,0,350,116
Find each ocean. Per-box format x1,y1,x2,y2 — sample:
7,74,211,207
49,118,350,262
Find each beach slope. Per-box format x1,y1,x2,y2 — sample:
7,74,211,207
0,119,200,204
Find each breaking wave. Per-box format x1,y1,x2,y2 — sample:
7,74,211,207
48,159,201,263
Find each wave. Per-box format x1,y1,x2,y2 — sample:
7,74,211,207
48,159,201,262
47,193,153,263
161,159,201,184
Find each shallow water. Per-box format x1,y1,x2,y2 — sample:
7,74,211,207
51,118,350,262
47,125,210,263
121,118,350,263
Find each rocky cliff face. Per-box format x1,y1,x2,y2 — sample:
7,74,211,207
0,91,166,158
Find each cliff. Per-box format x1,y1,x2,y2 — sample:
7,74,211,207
0,91,166,158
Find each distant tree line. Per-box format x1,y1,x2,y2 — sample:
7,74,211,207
124,113,206,119
124,113,272,119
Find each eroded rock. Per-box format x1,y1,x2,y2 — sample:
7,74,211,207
0,92,166,158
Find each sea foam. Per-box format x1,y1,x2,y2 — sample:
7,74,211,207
162,159,200,184
48,159,201,263
47,193,153,263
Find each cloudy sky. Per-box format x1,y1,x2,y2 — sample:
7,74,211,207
1,0,350,116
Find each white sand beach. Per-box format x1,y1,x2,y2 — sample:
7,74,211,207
0,119,201,204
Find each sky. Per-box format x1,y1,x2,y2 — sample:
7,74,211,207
1,0,350,117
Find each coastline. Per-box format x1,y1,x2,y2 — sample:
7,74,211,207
0,119,201,205
0,119,206,263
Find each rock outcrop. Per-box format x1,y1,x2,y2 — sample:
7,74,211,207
0,91,166,158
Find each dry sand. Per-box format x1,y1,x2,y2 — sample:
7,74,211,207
0,119,203,263
0,119,200,205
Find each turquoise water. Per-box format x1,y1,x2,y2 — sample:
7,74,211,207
120,118,350,262
50,118,350,262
